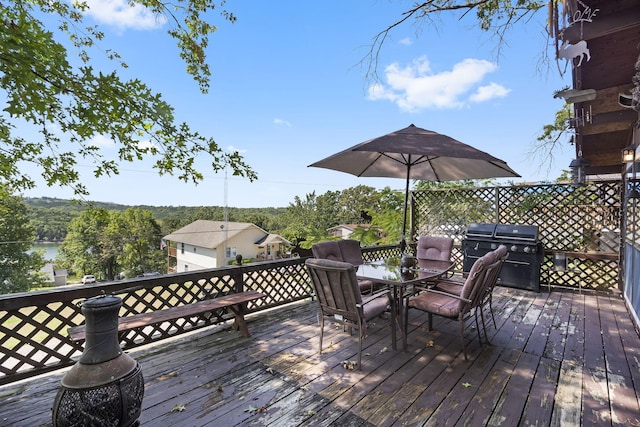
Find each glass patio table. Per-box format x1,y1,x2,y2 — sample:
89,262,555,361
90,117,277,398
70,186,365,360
355,258,454,350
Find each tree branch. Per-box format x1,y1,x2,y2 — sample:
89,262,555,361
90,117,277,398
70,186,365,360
361,0,544,83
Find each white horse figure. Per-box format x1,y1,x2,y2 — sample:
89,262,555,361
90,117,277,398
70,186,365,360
558,40,591,67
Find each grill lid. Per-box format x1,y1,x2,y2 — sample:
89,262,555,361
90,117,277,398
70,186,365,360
465,223,497,238
494,224,538,241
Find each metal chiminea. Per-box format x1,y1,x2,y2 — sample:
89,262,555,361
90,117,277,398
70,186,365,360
53,294,144,426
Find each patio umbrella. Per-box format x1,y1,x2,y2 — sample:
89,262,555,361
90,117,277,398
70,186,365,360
308,124,520,240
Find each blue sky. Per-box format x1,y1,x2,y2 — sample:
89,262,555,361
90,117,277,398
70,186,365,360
22,1,573,208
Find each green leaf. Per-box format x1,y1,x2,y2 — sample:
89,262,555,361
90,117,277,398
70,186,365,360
170,403,186,412
0,1,255,197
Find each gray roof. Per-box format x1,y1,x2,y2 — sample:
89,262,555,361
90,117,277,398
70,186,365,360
256,234,292,246
163,220,266,249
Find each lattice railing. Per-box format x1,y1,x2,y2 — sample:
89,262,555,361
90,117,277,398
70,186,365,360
542,253,619,291
411,187,496,243
411,181,623,291
0,245,395,385
362,245,402,262
498,182,621,253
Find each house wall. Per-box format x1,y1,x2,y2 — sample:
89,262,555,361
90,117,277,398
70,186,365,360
624,125,640,331
53,271,67,287
229,229,268,261
329,227,353,239
624,242,639,329
173,227,270,272
175,244,218,272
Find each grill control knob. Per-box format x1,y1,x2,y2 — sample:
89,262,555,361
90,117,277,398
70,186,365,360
491,243,497,249
511,245,518,252
523,246,532,253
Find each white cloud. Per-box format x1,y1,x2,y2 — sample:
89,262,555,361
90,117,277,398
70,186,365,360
84,0,166,31
89,134,115,147
227,145,247,154
136,139,156,150
273,118,292,127
470,82,511,103
367,56,509,112
399,37,412,46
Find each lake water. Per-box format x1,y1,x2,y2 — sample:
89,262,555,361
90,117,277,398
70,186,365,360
29,243,61,262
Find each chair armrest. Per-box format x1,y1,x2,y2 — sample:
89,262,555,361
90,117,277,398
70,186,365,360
434,278,464,287
424,288,472,304
405,283,431,298
360,289,391,305
440,271,466,280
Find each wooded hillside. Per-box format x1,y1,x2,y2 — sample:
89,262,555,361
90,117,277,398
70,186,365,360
24,197,288,242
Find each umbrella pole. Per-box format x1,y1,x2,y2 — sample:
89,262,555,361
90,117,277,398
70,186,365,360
401,157,411,251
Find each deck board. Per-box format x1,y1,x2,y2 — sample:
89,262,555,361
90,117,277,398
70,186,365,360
520,356,561,427
582,366,612,426
523,291,561,357
486,350,540,426
1,287,639,427
565,293,586,365
551,359,584,426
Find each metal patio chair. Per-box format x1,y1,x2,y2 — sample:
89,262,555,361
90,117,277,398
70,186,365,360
311,240,374,293
305,258,396,369
430,245,508,338
404,249,500,360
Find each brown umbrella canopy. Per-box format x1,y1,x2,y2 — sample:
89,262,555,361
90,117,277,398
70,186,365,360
310,124,520,181
309,124,520,238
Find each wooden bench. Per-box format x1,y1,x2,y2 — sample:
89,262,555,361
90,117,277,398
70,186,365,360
68,290,265,342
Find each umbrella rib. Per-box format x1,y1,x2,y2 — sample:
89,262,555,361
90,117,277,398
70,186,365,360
378,153,442,181
357,152,386,177
488,160,522,176
424,156,442,182
379,153,435,167
378,152,408,166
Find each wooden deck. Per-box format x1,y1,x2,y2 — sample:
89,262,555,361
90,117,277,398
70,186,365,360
2,286,640,426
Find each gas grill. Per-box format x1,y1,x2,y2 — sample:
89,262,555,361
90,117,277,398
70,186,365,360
462,223,544,292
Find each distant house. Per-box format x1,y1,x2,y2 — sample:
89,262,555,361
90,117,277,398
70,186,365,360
40,263,67,287
327,223,384,240
327,224,362,239
163,220,291,273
